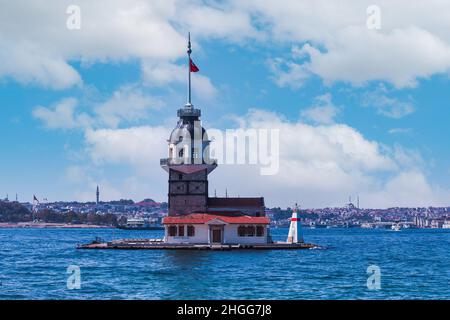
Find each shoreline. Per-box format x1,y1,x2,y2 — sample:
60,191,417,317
0,222,113,229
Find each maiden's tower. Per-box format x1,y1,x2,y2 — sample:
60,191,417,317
160,35,270,245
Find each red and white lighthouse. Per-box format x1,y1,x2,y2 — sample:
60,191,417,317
287,204,304,244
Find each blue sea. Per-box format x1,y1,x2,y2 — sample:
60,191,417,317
0,227,449,300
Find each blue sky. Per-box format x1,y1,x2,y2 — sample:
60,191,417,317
0,1,449,208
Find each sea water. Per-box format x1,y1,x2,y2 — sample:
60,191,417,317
0,227,449,299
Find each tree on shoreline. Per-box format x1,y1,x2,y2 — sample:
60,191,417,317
0,201,32,222
0,201,117,226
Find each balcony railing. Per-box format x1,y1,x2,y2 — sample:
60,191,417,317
160,158,217,166
177,108,201,118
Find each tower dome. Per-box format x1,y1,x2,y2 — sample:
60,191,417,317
165,104,211,164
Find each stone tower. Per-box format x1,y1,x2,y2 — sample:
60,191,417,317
160,34,217,216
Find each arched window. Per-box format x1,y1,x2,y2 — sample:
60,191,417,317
179,148,184,158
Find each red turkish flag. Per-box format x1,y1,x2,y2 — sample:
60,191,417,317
189,59,199,72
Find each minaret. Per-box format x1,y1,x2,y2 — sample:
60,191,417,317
96,186,100,205
160,34,217,216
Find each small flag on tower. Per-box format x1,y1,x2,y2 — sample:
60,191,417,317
189,58,199,72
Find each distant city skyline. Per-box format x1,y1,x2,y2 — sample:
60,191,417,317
1,1,450,208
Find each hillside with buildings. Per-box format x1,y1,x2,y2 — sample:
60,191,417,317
0,197,167,227
267,203,450,229
2,197,449,229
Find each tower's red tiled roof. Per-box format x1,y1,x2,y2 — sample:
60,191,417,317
163,213,269,225
207,197,265,207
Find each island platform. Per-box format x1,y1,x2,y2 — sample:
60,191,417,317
77,238,318,250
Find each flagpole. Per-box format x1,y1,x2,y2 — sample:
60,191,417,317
187,32,192,107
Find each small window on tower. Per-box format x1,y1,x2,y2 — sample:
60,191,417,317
192,148,199,159
179,148,184,158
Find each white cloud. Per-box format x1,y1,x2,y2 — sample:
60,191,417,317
247,1,450,88
84,126,168,167
142,61,184,86
389,128,412,135
179,3,259,42
80,126,170,201
14,1,450,206
294,27,450,88
0,45,82,89
32,98,92,129
300,93,340,124
65,165,91,185
363,171,450,208
210,109,448,207
363,86,415,118
0,1,253,90
193,75,218,101
392,146,424,169
142,61,217,100
65,165,124,202
33,86,163,129
4,1,450,89
71,107,449,208
268,57,310,89
95,85,165,128
0,1,183,88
